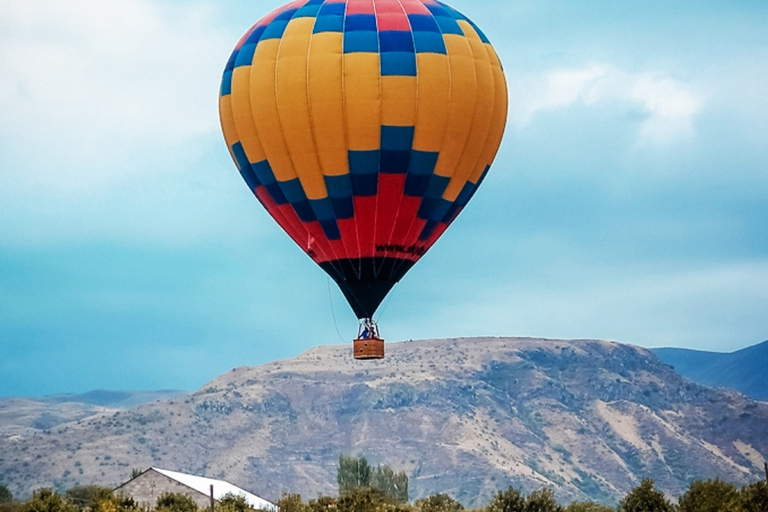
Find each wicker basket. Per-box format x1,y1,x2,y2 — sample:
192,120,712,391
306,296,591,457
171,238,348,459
353,337,385,359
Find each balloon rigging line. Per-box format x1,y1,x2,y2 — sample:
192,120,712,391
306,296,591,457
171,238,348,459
374,282,397,324
327,276,348,344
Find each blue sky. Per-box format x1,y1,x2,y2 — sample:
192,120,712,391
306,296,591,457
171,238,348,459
1,0,767,397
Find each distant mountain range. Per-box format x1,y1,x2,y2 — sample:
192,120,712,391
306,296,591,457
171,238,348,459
1,337,766,508
0,390,187,431
652,340,768,402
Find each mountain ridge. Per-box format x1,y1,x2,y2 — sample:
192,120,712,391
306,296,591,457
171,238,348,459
1,337,766,508
0,390,188,432
652,340,768,401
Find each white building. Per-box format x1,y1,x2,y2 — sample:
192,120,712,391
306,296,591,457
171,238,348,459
114,467,277,511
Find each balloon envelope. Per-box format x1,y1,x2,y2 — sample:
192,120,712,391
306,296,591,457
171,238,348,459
219,0,507,319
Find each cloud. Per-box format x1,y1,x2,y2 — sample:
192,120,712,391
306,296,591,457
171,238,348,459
509,63,703,145
511,64,608,123
0,0,266,249
422,258,768,351
0,0,232,194
629,75,702,144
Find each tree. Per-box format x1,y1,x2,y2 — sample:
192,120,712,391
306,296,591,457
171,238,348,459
65,486,113,511
486,487,526,512
155,493,198,512
618,480,671,512
677,479,737,512
91,495,139,512
0,487,12,505
306,496,336,512
276,494,308,512
371,465,409,503
564,502,614,512
0,486,19,512
337,455,409,503
335,488,387,512
338,456,373,494
415,494,464,512
730,481,768,512
525,489,563,512
22,489,78,512
216,494,253,512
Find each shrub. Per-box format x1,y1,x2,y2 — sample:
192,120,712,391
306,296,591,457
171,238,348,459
0,487,12,505
0,485,20,512
414,494,464,512
337,455,409,503
156,493,198,512
65,486,113,511
564,502,614,512
91,495,139,512
525,489,563,512
617,480,671,512
216,495,253,512
336,488,386,512
486,487,526,512
307,496,336,512
22,489,77,512
677,479,737,512
730,481,768,512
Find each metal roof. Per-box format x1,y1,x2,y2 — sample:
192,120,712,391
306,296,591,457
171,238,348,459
151,467,277,511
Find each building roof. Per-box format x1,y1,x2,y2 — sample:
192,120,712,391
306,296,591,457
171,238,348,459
150,467,276,510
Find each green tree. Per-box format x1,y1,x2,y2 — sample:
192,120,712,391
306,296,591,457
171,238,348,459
0,487,12,505
22,489,78,512
155,493,198,512
216,494,253,512
91,495,139,512
306,496,336,512
371,465,409,503
0,501,21,512
0,485,18,512
338,456,373,494
617,480,671,512
677,478,737,512
276,494,308,512
415,494,464,512
486,487,526,512
337,455,409,503
730,481,768,512
564,502,614,512
65,486,113,511
335,488,387,512
525,489,563,512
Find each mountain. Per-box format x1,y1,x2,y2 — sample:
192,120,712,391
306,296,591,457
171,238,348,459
35,390,190,409
0,390,188,432
1,338,766,508
652,340,768,401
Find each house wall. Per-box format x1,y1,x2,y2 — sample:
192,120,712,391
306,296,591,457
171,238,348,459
115,470,214,510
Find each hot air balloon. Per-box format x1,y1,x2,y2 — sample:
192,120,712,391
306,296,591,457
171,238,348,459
219,0,507,359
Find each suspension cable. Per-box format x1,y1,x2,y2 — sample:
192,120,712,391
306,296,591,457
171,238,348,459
327,276,348,343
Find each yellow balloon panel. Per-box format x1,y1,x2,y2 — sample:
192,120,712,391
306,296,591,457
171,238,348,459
412,53,450,152
343,52,382,152
434,34,477,179
308,33,348,177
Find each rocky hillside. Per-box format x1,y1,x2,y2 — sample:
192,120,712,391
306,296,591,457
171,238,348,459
1,338,766,508
653,340,768,401
0,390,187,432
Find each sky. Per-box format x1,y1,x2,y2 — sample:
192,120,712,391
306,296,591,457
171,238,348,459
1,0,767,397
